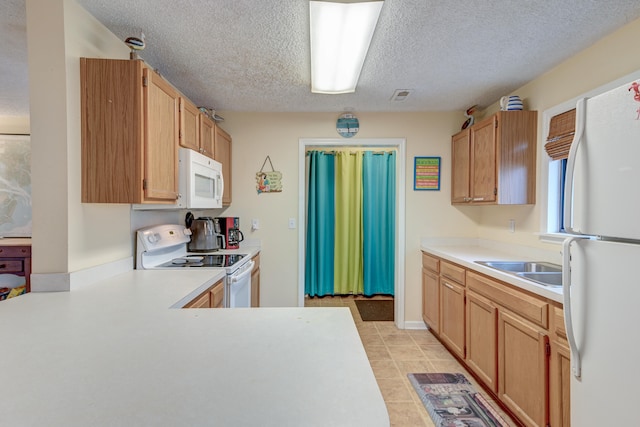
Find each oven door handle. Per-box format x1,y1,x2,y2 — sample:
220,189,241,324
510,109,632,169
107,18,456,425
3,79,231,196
230,260,254,283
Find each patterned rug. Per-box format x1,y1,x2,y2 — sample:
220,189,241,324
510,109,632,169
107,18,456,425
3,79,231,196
408,373,510,427
354,299,394,321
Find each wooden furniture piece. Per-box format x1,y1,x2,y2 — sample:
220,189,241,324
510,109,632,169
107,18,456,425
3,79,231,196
179,97,201,152
0,245,31,293
422,250,563,427
438,261,466,359
421,252,440,334
80,58,180,204
251,253,260,307
451,110,537,205
183,279,225,308
199,114,215,159
214,125,232,206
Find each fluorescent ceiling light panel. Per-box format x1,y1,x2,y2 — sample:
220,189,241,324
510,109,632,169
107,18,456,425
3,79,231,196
310,0,383,94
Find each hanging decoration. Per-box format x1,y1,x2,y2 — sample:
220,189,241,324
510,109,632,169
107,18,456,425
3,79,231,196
256,156,283,194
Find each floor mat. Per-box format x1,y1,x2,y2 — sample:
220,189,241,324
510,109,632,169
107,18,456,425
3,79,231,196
407,373,510,427
354,299,394,321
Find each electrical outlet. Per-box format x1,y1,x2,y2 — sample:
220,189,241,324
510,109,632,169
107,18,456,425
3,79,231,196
288,218,296,229
509,219,515,233
251,219,259,231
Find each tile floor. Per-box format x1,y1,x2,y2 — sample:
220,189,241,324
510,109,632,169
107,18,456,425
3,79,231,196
305,295,518,427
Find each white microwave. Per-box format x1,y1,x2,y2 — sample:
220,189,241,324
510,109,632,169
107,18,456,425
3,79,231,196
133,148,223,210
178,148,223,209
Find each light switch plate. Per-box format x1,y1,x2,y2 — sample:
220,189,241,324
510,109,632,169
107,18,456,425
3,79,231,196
288,218,296,229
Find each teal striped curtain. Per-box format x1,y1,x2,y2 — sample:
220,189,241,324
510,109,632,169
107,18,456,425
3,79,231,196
305,151,335,297
305,149,395,297
363,152,396,295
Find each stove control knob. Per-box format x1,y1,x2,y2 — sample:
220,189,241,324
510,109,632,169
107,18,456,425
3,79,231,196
147,233,159,243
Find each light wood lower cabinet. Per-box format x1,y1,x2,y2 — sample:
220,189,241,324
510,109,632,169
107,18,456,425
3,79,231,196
550,306,571,427
184,279,225,308
498,309,549,427
251,253,260,307
465,289,498,392
422,250,564,427
439,277,465,359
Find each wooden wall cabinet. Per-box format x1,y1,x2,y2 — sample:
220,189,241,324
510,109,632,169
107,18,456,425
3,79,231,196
451,110,537,205
81,58,179,204
199,114,215,158
179,97,201,152
251,253,260,307
214,125,232,206
183,279,225,308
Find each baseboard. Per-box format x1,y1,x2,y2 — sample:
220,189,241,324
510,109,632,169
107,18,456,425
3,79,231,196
31,257,133,292
403,320,428,330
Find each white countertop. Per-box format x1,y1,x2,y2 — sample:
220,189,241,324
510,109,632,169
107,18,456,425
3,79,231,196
421,238,563,303
2,270,388,426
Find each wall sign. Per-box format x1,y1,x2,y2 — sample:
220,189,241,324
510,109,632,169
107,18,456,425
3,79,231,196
414,156,441,191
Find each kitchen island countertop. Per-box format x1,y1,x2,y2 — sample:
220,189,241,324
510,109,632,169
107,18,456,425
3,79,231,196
2,269,388,426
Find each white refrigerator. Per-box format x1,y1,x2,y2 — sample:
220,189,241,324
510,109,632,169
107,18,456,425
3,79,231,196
563,80,640,426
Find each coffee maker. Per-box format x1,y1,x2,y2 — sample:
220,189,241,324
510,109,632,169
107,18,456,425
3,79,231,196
216,217,244,249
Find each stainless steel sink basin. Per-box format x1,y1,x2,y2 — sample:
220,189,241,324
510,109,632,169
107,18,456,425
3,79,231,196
516,272,562,287
474,260,563,287
475,260,562,273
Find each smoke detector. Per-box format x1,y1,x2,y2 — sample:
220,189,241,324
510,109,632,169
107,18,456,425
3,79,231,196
391,89,413,101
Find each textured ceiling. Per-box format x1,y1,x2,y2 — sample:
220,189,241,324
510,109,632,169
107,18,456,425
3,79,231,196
3,0,640,117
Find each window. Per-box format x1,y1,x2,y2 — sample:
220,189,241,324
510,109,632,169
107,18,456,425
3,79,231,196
544,110,575,236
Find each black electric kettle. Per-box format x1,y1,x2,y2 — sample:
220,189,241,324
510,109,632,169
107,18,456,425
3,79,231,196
185,212,222,252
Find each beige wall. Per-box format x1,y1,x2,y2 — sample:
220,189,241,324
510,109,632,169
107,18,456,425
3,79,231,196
26,0,131,277
19,0,640,319
475,17,640,252
215,112,480,318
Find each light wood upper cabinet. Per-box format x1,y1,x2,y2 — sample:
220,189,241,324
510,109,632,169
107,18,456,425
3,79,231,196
214,125,232,206
451,110,537,205
199,115,215,158
451,129,471,203
179,98,200,152
81,58,179,204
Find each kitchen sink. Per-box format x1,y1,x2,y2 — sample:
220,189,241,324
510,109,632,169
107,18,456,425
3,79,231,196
516,272,563,287
474,260,563,287
475,260,562,273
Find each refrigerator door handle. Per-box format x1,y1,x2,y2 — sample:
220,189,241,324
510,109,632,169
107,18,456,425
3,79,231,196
562,235,590,379
563,97,587,235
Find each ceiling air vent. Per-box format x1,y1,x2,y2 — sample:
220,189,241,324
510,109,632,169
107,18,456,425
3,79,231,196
391,89,413,101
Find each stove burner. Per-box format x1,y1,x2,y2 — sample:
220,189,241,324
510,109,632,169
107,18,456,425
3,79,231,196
156,254,246,268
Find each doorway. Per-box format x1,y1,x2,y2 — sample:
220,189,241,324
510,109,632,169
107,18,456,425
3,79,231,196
298,138,406,328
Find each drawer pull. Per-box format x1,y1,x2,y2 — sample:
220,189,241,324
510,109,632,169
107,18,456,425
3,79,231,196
443,282,455,290
0,263,5,268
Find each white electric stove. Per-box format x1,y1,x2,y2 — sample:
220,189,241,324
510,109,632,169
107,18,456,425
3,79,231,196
136,224,254,307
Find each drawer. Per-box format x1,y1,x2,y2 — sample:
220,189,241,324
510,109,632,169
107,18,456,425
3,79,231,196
184,291,210,308
441,261,465,285
467,271,549,328
0,260,24,273
422,252,440,273
0,246,31,257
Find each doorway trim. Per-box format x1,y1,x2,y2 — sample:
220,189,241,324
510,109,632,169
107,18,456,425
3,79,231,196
298,138,407,329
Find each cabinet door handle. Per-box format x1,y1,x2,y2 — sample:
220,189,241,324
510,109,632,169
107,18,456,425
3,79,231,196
0,264,5,269
443,282,454,290
473,197,484,201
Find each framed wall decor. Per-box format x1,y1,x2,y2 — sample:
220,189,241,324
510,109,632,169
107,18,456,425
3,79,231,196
0,134,31,236
414,156,441,191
